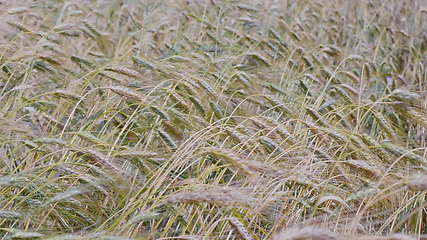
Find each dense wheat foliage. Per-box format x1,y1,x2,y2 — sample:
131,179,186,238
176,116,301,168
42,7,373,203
1,0,427,239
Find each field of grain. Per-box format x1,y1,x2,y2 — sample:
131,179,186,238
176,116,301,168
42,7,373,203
1,0,427,239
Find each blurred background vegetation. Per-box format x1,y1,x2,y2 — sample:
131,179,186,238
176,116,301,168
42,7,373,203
0,0,426,239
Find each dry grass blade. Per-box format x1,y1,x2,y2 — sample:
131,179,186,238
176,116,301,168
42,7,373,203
228,217,254,240
165,186,257,206
106,66,144,80
76,149,123,174
0,210,22,219
406,175,427,191
343,160,382,177
272,227,339,240
0,228,44,239
382,142,425,165
107,85,146,103
49,89,83,101
45,187,90,205
203,147,276,176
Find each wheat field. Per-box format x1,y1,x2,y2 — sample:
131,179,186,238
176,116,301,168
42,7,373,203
1,0,427,239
